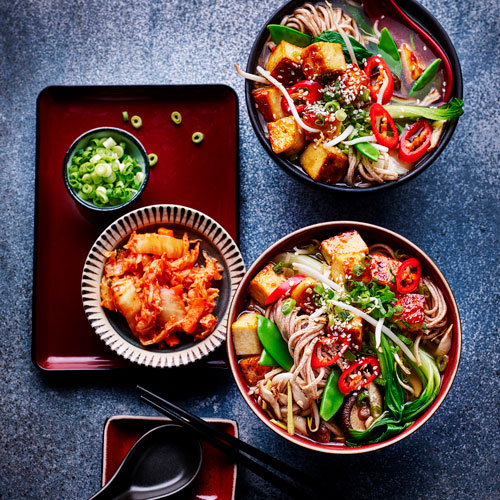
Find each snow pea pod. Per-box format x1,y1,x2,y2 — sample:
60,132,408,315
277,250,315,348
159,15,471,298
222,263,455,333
319,368,344,421
378,28,402,76
409,58,442,96
257,315,293,371
355,142,380,162
267,24,312,48
258,348,278,367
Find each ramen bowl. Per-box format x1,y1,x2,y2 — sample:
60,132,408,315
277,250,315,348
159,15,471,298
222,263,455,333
227,221,461,453
82,204,245,368
245,0,463,193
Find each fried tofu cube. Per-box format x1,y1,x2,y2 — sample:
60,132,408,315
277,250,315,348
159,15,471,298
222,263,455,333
253,86,289,122
300,142,348,185
232,313,262,356
265,40,303,86
239,355,273,386
267,116,305,155
369,254,401,290
394,294,425,331
401,43,424,81
301,42,346,80
320,230,369,283
290,277,318,314
329,313,364,350
248,263,287,306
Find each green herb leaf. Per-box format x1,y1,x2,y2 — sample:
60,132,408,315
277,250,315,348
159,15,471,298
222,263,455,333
313,30,374,63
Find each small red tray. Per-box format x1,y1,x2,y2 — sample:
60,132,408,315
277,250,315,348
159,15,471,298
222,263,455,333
102,416,237,500
33,85,239,370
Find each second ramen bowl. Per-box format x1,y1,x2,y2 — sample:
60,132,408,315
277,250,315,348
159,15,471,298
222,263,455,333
227,221,461,453
245,0,463,193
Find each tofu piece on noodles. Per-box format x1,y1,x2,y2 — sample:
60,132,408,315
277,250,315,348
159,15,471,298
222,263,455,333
248,263,287,306
320,230,369,284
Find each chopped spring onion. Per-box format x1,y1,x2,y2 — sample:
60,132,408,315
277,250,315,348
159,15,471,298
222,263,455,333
66,136,145,208
131,115,142,129
323,125,354,148
329,300,417,362
281,298,296,315
371,405,382,418
292,261,416,363
148,153,158,167
234,63,268,84
436,355,448,372
122,111,129,122
335,109,347,121
256,66,320,134
171,111,182,125
192,132,204,144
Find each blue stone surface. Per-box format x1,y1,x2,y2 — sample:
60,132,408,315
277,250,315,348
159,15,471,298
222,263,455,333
0,0,498,499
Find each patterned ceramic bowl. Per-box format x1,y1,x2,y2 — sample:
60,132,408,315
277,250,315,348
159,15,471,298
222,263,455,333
227,221,461,453
82,204,245,367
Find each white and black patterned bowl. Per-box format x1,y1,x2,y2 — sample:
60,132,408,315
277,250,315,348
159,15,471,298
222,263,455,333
81,205,245,368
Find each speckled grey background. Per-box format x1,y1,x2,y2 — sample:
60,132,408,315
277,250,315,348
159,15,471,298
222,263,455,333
0,0,498,499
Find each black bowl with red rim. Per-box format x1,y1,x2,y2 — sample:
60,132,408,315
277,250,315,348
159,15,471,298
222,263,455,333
245,0,463,193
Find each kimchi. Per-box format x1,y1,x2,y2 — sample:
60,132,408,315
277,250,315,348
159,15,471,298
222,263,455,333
100,227,223,348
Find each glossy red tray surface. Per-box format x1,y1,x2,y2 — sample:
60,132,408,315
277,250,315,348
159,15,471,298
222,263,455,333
34,85,238,370
102,416,237,500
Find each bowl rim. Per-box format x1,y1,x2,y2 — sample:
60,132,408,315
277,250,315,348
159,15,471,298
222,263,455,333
244,0,464,194
226,221,462,454
63,126,150,212
81,204,246,368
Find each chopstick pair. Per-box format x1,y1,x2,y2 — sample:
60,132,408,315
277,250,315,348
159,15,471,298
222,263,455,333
137,385,348,500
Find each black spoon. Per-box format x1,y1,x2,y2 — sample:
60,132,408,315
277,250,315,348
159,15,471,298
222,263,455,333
88,424,203,500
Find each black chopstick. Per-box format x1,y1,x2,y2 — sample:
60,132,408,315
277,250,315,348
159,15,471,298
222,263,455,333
138,385,349,500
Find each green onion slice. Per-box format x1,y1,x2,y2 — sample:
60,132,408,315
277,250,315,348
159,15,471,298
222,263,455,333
131,115,142,129
192,132,204,144
148,153,158,167
281,298,296,315
171,111,182,125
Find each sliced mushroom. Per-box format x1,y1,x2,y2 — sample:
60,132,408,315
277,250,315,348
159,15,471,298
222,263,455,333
307,421,330,443
434,324,453,357
341,392,366,433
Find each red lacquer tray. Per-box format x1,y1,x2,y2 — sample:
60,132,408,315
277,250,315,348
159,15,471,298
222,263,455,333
33,85,239,370
102,416,237,500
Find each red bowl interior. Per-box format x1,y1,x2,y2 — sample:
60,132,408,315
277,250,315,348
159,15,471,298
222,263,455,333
227,221,461,454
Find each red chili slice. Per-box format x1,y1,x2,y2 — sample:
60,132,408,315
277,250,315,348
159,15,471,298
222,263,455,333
395,258,422,294
338,356,380,394
311,334,350,369
265,275,306,305
399,119,432,163
280,80,323,114
364,56,394,104
370,103,399,150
